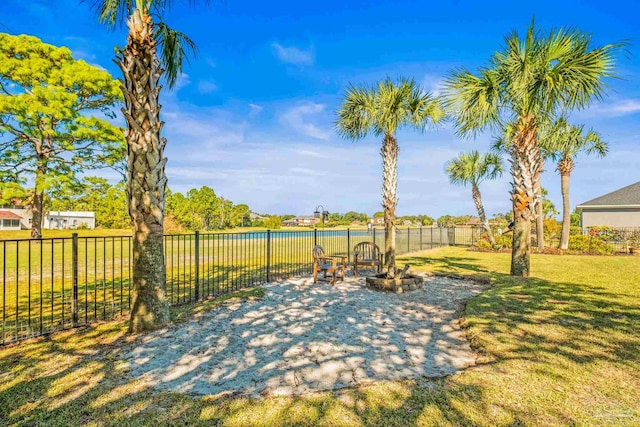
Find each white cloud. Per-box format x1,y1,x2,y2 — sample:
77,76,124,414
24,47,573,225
421,74,444,97
272,43,314,66
575,98,640,119
599,99,640,116
279,102,331,140
248,103,263,116
71,49,96,62
170,73,191,92
198,80,218,94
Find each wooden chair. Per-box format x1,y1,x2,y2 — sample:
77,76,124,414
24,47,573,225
312,245,346,285
353,242,383,277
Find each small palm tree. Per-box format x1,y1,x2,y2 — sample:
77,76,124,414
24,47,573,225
444,20,621,277
91,0,207,332
336,78,442,276
446,151,503,245
545,118,608,249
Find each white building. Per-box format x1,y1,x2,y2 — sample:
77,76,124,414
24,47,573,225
45,211,96,230
0,211,23,230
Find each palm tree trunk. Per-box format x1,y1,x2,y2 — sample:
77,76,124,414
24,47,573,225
534,170,545,249
381,132,398,277
471,183,495,245
117,8,170,332
510,122,540,277
559,166,573,250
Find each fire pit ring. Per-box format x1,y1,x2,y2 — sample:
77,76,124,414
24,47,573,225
365,273,424,293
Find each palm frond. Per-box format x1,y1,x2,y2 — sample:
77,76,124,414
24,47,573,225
335,83,376,140
90,0,135,27
336,77,442,140
154,22,198,88
446,150,503,187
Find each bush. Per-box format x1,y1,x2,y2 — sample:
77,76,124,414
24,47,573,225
495,234,512,249
544,218,561,238
475,239,492,250
264,216,281,229
568,235,614,255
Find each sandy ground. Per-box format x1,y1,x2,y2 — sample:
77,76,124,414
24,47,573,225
119,273,487,397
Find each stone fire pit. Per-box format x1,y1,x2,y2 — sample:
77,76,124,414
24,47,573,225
365,273,424,293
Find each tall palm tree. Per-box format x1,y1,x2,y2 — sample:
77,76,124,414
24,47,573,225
92,0,206,332
446,151,503,245
336,78,442,277
493,121,551,249
546,118,608,249
444,20,621,277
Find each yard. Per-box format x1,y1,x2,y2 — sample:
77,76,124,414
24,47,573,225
0,247,638,426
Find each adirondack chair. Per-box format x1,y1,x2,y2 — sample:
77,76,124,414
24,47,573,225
353,241,383,277
312,245,346,285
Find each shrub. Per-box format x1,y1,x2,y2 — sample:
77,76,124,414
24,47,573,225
475,239,492,250
264,216,282,229
568,235,614,255
495,234,512,249
544,218,561,238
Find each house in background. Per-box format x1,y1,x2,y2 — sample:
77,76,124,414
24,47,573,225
0,211,24,230
45,211,96,230
282,216,320,227
0,208,32,229
577,181,640,228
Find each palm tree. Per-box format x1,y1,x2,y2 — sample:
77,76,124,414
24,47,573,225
446,151,503,245
545,118,608,249
493,122,551,249
336,78,442,277
444,20,621,277
91,0,206,332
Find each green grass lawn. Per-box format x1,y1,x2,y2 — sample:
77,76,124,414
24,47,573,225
2,247,637,426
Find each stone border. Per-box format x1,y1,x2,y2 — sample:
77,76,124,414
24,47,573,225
365,273,424,293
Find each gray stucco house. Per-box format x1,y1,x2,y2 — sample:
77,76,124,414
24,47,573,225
577,181,640,228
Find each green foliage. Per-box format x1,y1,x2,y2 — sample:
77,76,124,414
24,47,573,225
48,176,129,228
570,209,581,226
264,216,282,229
0,181,27,207
0,33,124,181
437,215,472,227
0,33,125,235
568,235,614,254
373,211,384,218
397,215,435,226
336,77,443,139
446,151,502,187
475,239,492,250
93,0,206,89
166,186,245,231
495,234,513,249
543,218,561,238
444,21,622,137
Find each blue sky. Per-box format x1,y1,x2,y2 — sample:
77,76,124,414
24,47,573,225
4,0,640,217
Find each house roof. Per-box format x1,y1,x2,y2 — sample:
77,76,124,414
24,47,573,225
577,181,640,208
0,211,23,220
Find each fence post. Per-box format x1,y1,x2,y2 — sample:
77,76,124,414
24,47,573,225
314,228,318,247
407,227,410,253
194,231,200,301
266,229,271,282
373,227,376,245
71,233,79,326
471,226,475,246
347,228,351,263
431,227,434,249
420,226,423,251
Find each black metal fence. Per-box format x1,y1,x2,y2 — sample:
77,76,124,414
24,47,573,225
0,226,478,345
